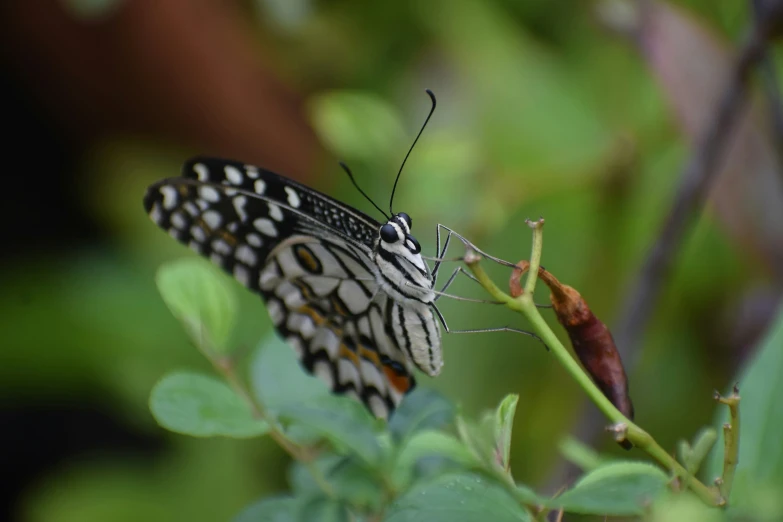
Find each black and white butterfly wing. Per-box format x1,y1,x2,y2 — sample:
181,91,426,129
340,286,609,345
143,157,416,418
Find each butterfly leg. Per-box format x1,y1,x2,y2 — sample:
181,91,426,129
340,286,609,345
431,304,547,347
431,224,454,284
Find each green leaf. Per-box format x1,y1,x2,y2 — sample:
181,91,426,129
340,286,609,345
149,371,268,438
277,395,383,466
250,335,332,444
494,394,518,471
385,472,533,522
289,456,384,511
558,436,603,472
707,306,783,512
388,387,455,443
551,461,668,515
156,258,237,352
308,91,407,162
392,430,479,488
297,497,350,522
456,414,497,469
233,496,299,522
251,334,330,412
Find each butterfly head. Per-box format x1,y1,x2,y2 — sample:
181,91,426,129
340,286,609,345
380,212,421,254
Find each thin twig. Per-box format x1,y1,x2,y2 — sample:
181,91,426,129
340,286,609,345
715,384,741,501
614,5,781,357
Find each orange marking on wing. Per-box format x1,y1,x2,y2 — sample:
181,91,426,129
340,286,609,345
357,346,381,367
294,245,320,272
383,365,413,394
339,345,360,367
331,296,349,317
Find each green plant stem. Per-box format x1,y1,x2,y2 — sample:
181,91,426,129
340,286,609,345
523,219,544,296
716,387,741,501
463,223,723,507
209,353,336,498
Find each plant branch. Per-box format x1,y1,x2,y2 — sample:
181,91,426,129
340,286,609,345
614,4,783,358
208,352,336,497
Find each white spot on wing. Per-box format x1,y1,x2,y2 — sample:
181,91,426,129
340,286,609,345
254,179,266,194
235,244,258,266
285,187,301,208
233,195,247,222
212,238,232,255
286,335,304,359
337,280,370,315
337,359,360,389
253,217,278,237
193,163,209,181
245,165,260,179
170,212,187,230
183,201,199,217
246,233,263,248
259,264,280,290
313,360,335,389
268,203,284,222
202,210,222,229
267,299,284,325
159,186,178,210
224,165,243,185
149,202,163,223
233,264,250,286
368,394,389,419
190,225,207,242
199,186,220,203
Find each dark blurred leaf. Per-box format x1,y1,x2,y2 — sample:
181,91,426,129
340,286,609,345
707,305,783,516
277,396,384,466
149,371,268,438
59,0,123,20
637,1,783,274
156,258,237,353
388,387,455,443
550,461,668,515
392,430,478,488
233,496,299,522
385,472,532,522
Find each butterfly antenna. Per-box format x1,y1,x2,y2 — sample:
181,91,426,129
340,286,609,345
340,162,390,220
389,89,437,215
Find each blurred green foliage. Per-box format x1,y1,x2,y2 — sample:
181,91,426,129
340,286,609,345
5,0,782,521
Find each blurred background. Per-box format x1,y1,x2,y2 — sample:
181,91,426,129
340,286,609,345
2,0,782,520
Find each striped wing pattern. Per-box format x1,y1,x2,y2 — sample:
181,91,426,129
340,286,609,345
144,157,416,418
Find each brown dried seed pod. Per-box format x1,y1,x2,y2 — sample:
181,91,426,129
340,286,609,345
509,263,634,422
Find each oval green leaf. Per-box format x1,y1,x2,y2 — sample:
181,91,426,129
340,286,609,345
156,258,237,352
150,371,268,438
277,395,383,466
388,387,455,443
385,472,532,522
551,461,668,515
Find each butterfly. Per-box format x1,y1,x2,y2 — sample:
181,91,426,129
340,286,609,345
143,91,467,419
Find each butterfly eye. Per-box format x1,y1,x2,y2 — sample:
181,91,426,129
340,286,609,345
380,223,399,243
398,212,412,229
